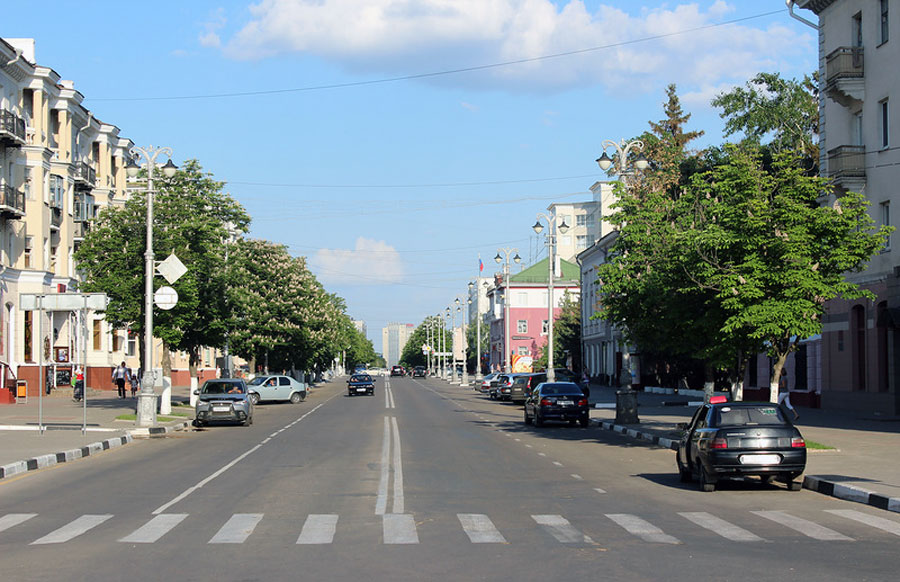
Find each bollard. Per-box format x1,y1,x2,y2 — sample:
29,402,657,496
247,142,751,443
615,390,639,424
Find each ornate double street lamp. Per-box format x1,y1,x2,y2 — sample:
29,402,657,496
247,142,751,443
596,139,649,181
126,146,177,428
532,211,570,383
494,248,521,373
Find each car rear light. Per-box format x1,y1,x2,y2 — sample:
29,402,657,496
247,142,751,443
792,437,806,448
540,398,553,406
709,395,729,404
577,398,588,406
711,438,728,449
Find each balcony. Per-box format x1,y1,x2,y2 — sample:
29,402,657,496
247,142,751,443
73,162,96,190
0,110,26,147
72,220,90,241
827,145,866,193
50,205,62,230
825,47,865,108
0,184,26,218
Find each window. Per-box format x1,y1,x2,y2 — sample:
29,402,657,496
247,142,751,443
576,214,588,227
49,175,64,209
112,331,121,353
882,201,891,250
576,235,590,250
24,311,33,361
517,320,528,334
881,99,890,149
24,236,32,268
541,320,549,335
853,12,863,48
854,112,864,146
24,167,33,200
127,330,137,357
518,346,529,355
882,0,889,44
93,320,102,351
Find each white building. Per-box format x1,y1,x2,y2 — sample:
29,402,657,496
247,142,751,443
381,322,413,368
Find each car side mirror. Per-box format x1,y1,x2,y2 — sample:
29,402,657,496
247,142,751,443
193,390,200,395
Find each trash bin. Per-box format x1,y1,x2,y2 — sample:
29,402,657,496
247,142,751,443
615,390,639,424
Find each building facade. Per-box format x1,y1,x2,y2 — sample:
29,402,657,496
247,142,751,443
797,0,900,413
382,322,413,368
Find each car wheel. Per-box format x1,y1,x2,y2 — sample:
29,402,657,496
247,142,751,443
348,392,354,397
579,417,589,428
248,393,260,405
699,464,716,492
299,391,307,402
783,474,803,491
290,392,302,404
568,419,577,426
534,412,544,427
677,457,692,483
243,416,252,427
524,410,532,425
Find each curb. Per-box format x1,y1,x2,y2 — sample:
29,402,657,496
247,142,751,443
593,419,900,513
0,434,133,480
128,420,190,438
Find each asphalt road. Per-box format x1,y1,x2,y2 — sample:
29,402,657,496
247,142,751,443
1,376,899,581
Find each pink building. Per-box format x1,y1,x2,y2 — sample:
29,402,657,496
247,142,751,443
487,258,580,372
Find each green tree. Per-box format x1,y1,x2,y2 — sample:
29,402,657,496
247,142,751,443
74,159,249,379
400,316,448,368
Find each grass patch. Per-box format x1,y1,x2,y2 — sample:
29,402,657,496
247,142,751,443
805,439,835,450
115,414,185,423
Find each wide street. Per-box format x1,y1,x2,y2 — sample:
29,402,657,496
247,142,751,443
1,376,899,581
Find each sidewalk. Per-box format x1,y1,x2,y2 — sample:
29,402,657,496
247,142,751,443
586,383,900,513
0,386,193,479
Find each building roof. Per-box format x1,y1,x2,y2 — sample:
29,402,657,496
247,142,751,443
510,257,580,284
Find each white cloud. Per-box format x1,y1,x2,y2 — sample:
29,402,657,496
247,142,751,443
199,8,226,48
311,237,405,285
220,1,814,93
460,101,479,112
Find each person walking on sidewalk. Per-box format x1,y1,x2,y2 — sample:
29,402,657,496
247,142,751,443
112,362,131,398
73,367,84,402
130,367,140,397
778,369,799,421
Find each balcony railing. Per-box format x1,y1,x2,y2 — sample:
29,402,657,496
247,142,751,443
72,221,90,239
0,184,26,218
827,145,866,179
74,162,96,189
826,47,864,83
50,206,62,229
0,110,27,146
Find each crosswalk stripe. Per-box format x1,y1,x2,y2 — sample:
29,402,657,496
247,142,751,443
752,510,854,541
606,514,680,544
532,514,593,544
383,513,418,544
297,514,339,544
119,514,188,543
826,509,900,536
31,514,113,545
209,513,264,544
458,513,507,544
678,512,765,542
0,513,37,534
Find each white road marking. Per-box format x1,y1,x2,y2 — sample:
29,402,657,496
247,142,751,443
594,488,606,494
375,416,391,515
552,461,563,467
119,514,188,543
538,452,547,457
532,514,593,544
571,474,583,480
752,510,854,541
383,513,418,544
458,514,507,544
0,513,37,533
389,389,396,408
391,416,405,514
297,514,339,544
679,512,766,542
153,398,335,515
826,509,900,536
209,513,263,544
606,514,681,544
31,514,113,545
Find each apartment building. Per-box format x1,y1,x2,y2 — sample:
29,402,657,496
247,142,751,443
544,182,615,263
382,322,414,368
796,0,900,413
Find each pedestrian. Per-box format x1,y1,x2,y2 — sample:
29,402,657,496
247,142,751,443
73,366,84,402
112,361,130,398
130,367,140,397
777,369,799,421
46,366,54,395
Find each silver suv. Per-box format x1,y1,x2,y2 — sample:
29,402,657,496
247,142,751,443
194,379,253,427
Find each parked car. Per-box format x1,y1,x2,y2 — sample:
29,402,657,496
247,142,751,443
246,374,307,405
676,397,807,492
347,373,376,396
412,366,427,378
509,373,545,404
194,378,253,427
491,374,516,400
390,366,405,377
478,373,499,394
524,382,590,427
530,369,589,397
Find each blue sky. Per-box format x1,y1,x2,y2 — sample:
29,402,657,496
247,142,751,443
3,1,818,352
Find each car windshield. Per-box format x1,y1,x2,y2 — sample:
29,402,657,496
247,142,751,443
716,405,789,427
351,375,372,382
202,381,244,394
539,383,582,396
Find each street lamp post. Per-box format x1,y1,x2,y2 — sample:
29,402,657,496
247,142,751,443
450,303,458,384
444,308,451,379
126,146,177,428
495,248,521,374
532,212,570,383
461,300,470,387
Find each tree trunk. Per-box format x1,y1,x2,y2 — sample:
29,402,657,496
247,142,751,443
769,352,789,404
703,363,715,402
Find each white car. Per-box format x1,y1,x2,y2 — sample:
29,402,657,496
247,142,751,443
246,374,307,404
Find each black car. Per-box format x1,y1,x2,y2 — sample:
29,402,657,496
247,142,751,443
676,397,807,492
509,373,544,404
347,374,376,396
524,382,590,427
412,366,427,378
390,366,405,377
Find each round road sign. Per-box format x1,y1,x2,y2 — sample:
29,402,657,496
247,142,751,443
154,286,178,310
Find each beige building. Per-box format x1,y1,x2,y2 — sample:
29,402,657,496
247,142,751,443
794,0,900,413
544,182,614,263
1,38,219,399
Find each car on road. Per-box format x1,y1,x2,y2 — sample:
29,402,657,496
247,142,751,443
490,374,515,400
390,366,405,377
524,382,590,427
194,378,253,427
478,372,499,394
412,366,427,378
347,373,376,396
676,397,807,492
246,374,307,405
509,373,545,404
